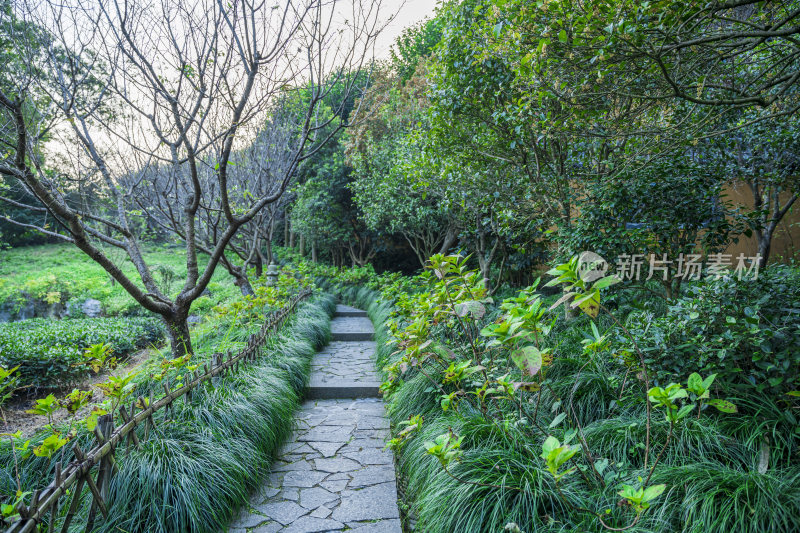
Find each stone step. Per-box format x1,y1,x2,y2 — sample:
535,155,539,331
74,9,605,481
305,381,382,400
335,304,367,318
330,315,373,342
331,331,373,341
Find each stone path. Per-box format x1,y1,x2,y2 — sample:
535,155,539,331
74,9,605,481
228,305,401,533
307,341,382,399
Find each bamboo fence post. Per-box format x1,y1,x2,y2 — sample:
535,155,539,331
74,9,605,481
48,462,61,533
60,447,87,533
211,353,222,387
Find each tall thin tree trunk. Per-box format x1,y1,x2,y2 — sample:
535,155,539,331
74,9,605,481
758,234,772,269
299,235,305,256
264,240,272,264
311,241,318,262
254,248,264,277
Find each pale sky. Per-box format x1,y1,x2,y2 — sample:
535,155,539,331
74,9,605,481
374,0,439,58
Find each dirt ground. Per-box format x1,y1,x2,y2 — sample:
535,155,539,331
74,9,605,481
1,347,156,437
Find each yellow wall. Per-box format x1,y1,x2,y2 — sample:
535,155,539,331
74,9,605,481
723,181,799,263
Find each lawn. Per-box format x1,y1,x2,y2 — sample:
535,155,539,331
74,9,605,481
0,243,239,317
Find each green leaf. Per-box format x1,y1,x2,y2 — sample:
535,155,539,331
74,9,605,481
707,399,738,413
642,484,666,502
549,412,567,428
454,301,486,319
511,346,543,377
558,29,567,42
687,373,702,393
676,404,695,420
541,436,560,458
571,290,600,318
548,291,576,311
592,275,619,290
493,22,504,37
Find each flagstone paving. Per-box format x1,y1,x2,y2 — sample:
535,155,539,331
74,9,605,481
229,305,401,533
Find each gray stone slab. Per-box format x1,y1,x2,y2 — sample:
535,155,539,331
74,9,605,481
307,441,344,457
331,331,373,341
347,466,398,489
330,316,374,334
357,416,390,430
305,382,382,399
342,448,393,466
314,457,362,473
335,304,367,317
282,516,345,533
256,501,308,525
310,505,332,518
332,482,400,522
273,459,312,472
299,487,338,509
346,519,403,533
320,478,349,493
250,524,282,533
281,470,328,488
277,488,299,502
297,427,354,442
249,485,280,506
229,510,268,529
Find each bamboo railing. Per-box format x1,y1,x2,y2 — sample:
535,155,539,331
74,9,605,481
3,288,312,533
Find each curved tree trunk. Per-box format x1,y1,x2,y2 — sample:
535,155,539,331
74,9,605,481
438,225,459,255
233,270,255,296
221,256,255,296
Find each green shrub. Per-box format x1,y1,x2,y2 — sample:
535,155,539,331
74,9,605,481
620,267,800,398
189,295,214,314
0,317,164,389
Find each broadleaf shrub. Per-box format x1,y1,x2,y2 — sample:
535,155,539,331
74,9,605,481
620,267,800,398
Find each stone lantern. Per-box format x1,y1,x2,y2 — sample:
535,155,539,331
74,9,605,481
265,262,279,287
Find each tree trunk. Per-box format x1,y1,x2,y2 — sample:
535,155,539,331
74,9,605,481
163,311,193,357
284,216,290,247
477,253,493,293
758,235,772,269
438,225,459,255
234,272,255,296
224,259,255,296
563,286,579,320
311,241,318,262
265,239,273,264
289,230,296,248
254,250,264,277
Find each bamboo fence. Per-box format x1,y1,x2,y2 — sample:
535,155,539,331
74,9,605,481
3,288,312,533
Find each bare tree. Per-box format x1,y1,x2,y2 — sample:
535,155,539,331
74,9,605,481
0,0,386,355
135,101,302,296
